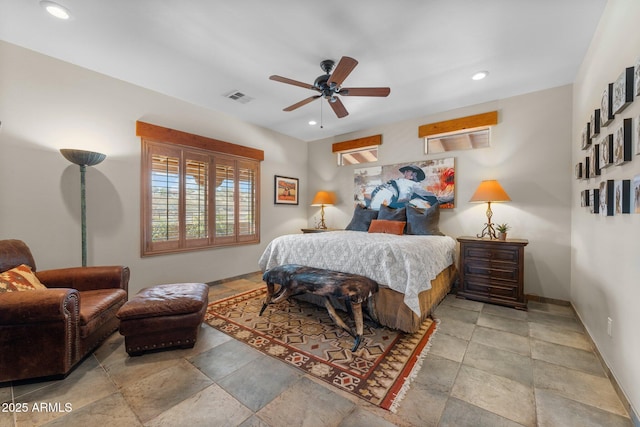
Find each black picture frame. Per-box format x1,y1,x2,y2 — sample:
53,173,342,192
613,67,634,114
600,134,614,169
274,175,299,205
591,109,601,139
614,118,632,166
601,83,615,127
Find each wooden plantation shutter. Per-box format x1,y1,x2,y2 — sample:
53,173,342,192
139,122,262,256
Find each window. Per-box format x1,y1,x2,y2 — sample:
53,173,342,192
419,111,497,154
332,134,381,166
138,122,262,256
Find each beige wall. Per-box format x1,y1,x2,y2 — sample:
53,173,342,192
572,0,640,418
0,41,308,294
307,84,574,301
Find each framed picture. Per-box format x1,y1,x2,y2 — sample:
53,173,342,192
635,57,640,97
600,134,614,169
636,115,640,156
353,158,455,209
575,162,583,180
590,109,601,139
581,123,591,149
633,174,640,213
614,180,631,214
613,67,634,114
601,83,614,127
584,155,590,179
581,189,590,207
589,144,600,177
614,118,632,165
591,188,599,214
599,180,614,216
274,175,299,205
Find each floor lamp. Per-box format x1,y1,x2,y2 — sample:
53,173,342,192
60,149,106,267
469,180,511,239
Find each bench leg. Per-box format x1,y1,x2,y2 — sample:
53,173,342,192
352,302,364,352
260,281,276,316
323,297,355,339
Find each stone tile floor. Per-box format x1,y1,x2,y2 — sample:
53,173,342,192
0,273,633,426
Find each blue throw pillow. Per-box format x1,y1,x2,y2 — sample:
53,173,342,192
377,204,407,222
406,203,443,235
345,205,379,231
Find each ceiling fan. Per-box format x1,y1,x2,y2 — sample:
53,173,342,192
269,56,390,119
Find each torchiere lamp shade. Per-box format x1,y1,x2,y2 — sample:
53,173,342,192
60,149,106,166
469,180,511,239
311,191,337,229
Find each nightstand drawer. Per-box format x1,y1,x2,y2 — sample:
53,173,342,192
464,263,519,281
464,245,519,263
464,277,519,300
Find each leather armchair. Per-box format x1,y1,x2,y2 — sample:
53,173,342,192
0,239,129,383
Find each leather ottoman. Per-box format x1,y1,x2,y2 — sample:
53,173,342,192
117,283,209,356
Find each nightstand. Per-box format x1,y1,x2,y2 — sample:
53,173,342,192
301,228,342,233
457,236,529,310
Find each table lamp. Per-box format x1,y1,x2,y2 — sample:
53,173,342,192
60,149,106,266
311,191,337,229
469,180,511,239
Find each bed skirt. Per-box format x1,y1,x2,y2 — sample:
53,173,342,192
294,264,457,334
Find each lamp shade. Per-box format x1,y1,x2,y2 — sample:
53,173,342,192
60,149,106,166
469,180,511,203
311,191,337,206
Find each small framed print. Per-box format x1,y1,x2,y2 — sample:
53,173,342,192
590,109,601,139
581,123,591,149
584,155,591,179
591,188,599,214
599,180,614,216
581,189,590,207
613,67,634,114
635,57,640,97
601,83,614,127
600,134,614,169
575,162,583,180
633,174,640,213
614,118,632,165
613,180,631,214
589,144,600,177
274,175,299,205
637,115,640,156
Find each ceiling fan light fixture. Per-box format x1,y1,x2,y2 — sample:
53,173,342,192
472,71,489,81
40,1,72,19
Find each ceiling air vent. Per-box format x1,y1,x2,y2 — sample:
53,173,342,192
223,90,253,104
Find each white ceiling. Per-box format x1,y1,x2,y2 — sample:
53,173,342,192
0,0,607,142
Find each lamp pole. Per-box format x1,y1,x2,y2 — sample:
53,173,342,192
60,149,106,267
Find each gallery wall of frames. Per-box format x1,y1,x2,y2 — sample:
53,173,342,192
576,59,640,215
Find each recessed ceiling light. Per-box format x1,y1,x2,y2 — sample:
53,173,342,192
40,1,71,20
308,120,317,126
472,71,489,81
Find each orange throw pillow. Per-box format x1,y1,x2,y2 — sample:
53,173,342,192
368,219,406,235
0,264,47,293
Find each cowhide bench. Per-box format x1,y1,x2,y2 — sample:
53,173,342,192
261,264,379,351
117,283,209,356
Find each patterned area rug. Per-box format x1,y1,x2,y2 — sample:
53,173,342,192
205,287,438,412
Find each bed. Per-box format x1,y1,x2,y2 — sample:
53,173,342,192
258,229,457,333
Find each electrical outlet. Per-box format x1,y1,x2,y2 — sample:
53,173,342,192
607,317,613,337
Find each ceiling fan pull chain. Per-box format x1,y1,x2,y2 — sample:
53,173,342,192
320,98,324,129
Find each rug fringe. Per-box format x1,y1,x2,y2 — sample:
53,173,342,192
388,318,440,413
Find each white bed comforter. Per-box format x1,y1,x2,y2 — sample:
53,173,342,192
258,231,456,316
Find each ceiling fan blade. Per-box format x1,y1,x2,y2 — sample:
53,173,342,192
269,75,315,90
329,97,349,118
327,56,358,87
340,87,390,97
283,95,321,112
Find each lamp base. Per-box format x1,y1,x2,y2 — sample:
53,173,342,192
316,204,328,229
476,222,497,239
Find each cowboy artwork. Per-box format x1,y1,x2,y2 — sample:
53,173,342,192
354,158,455,209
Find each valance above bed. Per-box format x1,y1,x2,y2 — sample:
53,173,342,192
258,230,456,316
